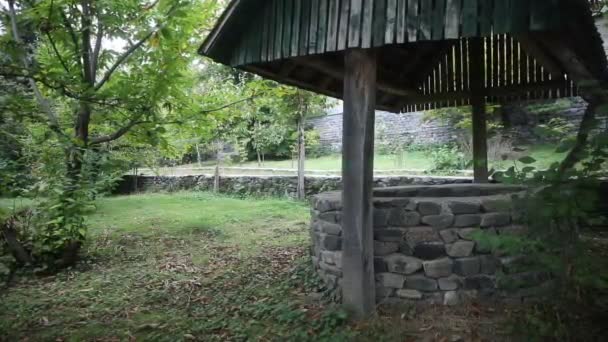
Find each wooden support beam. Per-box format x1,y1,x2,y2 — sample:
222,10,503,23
515,34,564,78
294,56,422,97
469,38,489,183
342,48,376,318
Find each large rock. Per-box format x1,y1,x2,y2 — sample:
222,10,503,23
374,257,388,273
413,242,447,260
446,241,476,257
481,196,512,212
312,193,342,212
374,228,405,242
423,258,454,278
316,221,342,235
405,227,441,247
453,214,482,228
448,200,481,214
421,214,455,229
318,211,341,224
439,229,460,244
376,272,406,288
438,275,462,290
389,209,421,227
396,289,423,300
454,257,481,276
385,254,423,275
458,228,481,240
417,201,442,215
373,209,390,227
321,234,342,251
374,241,400,256
443,291,460,306
464,275,496,291
405,275,438,292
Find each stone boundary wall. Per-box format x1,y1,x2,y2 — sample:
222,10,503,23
310,184,552,306
309,98,589,153
113,174,472,198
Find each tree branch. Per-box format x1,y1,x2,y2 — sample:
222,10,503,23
46,33,71,74
89,113,146,145
94,3,181,91
200,94,259,114
7,0,65,138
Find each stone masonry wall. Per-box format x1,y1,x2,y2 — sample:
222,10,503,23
310,184,551,306
309,98,589,153
113,174,471,198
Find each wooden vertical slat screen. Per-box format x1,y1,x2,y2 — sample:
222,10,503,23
400,34,578,112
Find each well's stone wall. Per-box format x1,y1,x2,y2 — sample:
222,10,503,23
113,174,471,198
310,184,550,306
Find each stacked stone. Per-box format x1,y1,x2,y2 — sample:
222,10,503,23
310,184,549,306
114,174,470,197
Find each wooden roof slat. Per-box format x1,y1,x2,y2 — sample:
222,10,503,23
201,0,608,114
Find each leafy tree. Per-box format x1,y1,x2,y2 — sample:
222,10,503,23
0,0,224,267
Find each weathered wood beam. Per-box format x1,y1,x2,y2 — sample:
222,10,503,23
469,38,489,183
514,34,564,78
342,48,376,318
399,80,568,106
294,56,422,97
279,60,298,78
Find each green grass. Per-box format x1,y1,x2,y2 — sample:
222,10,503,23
236,144,565,172
0,193,516,341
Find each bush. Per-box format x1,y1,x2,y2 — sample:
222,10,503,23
430,145,468,171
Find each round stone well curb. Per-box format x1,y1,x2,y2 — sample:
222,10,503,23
310,184,546,306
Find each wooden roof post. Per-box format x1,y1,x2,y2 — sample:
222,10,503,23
342,48,376,318
469,38,489,183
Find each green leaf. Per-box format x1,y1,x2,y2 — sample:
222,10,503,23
518,156,537,164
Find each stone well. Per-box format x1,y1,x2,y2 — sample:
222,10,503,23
310,184,548,306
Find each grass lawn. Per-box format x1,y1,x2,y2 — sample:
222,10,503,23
1,193,520,341
235,144,565,171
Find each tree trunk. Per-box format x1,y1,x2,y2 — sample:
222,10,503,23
196,144,202,167
257,150,261,167
297,115,306,200
559,101,599,175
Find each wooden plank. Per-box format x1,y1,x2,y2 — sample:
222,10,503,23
338,0,351,50
432,0,446,40
396,0,407,43
455,39,463,91
348,0,363,48
461,0,478,37
419,0,431,40
268,0,276,60
284,0,293,58
327,0,340,51
510,0,529,33
291,0,302,57
275,0,284,60
361,0,374,48
469,37,489,183
493,0,511,34
299,0,311,55
463,39,470,90
385,0,398,44
445,0,461,39
479,0,493,36
505,35,513,87
531,0,559,31
342,48,377,319
373,0,387,47
262,2,271,61
407,0,419,42
309,0,319,54
317,0,329,53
